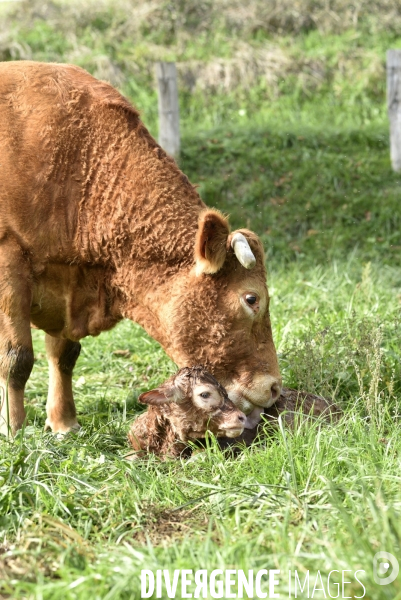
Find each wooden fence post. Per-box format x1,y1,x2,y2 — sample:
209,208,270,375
155,61,180,161
387,49,401,172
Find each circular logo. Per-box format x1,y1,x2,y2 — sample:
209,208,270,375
373,552,399,585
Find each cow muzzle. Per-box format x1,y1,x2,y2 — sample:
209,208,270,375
225,373,282,422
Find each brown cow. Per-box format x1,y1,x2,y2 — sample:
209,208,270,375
0,61,281,436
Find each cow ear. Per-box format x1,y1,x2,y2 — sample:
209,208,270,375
194,210,230,276
138,386,184,405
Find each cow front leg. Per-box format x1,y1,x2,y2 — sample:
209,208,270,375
0,341,34,436
45,335,81,433
0,240,34,436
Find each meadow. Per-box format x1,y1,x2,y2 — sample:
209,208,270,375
1,1,401,598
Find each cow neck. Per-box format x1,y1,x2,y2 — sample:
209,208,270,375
109,255,190,351
76,109,205,270
74,110,206,347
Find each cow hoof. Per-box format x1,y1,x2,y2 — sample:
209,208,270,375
0,422,12,438
0,418,24,438
44,420,81,437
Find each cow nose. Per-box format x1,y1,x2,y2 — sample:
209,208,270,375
237,413,246,424
270,381,281,403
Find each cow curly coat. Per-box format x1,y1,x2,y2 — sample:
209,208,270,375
0,61,281,436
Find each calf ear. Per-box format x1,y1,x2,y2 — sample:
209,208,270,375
194,209,230,276
138,389,170,405
139,386,185,405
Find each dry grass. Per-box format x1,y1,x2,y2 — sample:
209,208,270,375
217,0,401,35
177,43,326,95
24,0,401,37
0,0,393,99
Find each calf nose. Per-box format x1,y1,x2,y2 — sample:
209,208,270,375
238,413,246,424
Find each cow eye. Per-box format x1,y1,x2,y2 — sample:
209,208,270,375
200,391,211,399
241,292,260,315
245,294,257,305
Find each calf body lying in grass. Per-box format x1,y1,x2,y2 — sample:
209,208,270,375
128,366,246,459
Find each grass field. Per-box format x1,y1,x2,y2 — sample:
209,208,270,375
1,1,401,599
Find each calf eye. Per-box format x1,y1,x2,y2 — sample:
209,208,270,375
245,294,257,305
200,391,211,399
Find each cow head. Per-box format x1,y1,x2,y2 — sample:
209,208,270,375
156,209,282,421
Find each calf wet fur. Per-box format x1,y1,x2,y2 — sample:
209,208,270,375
128,366,246,458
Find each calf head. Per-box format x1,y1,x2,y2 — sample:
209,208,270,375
138,366,246,442
157,210,282,420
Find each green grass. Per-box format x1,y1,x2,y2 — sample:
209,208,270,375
1,1,401,598
181,124,401,266
1,263,400,599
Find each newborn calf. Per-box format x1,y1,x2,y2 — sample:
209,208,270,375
128,366,246,458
